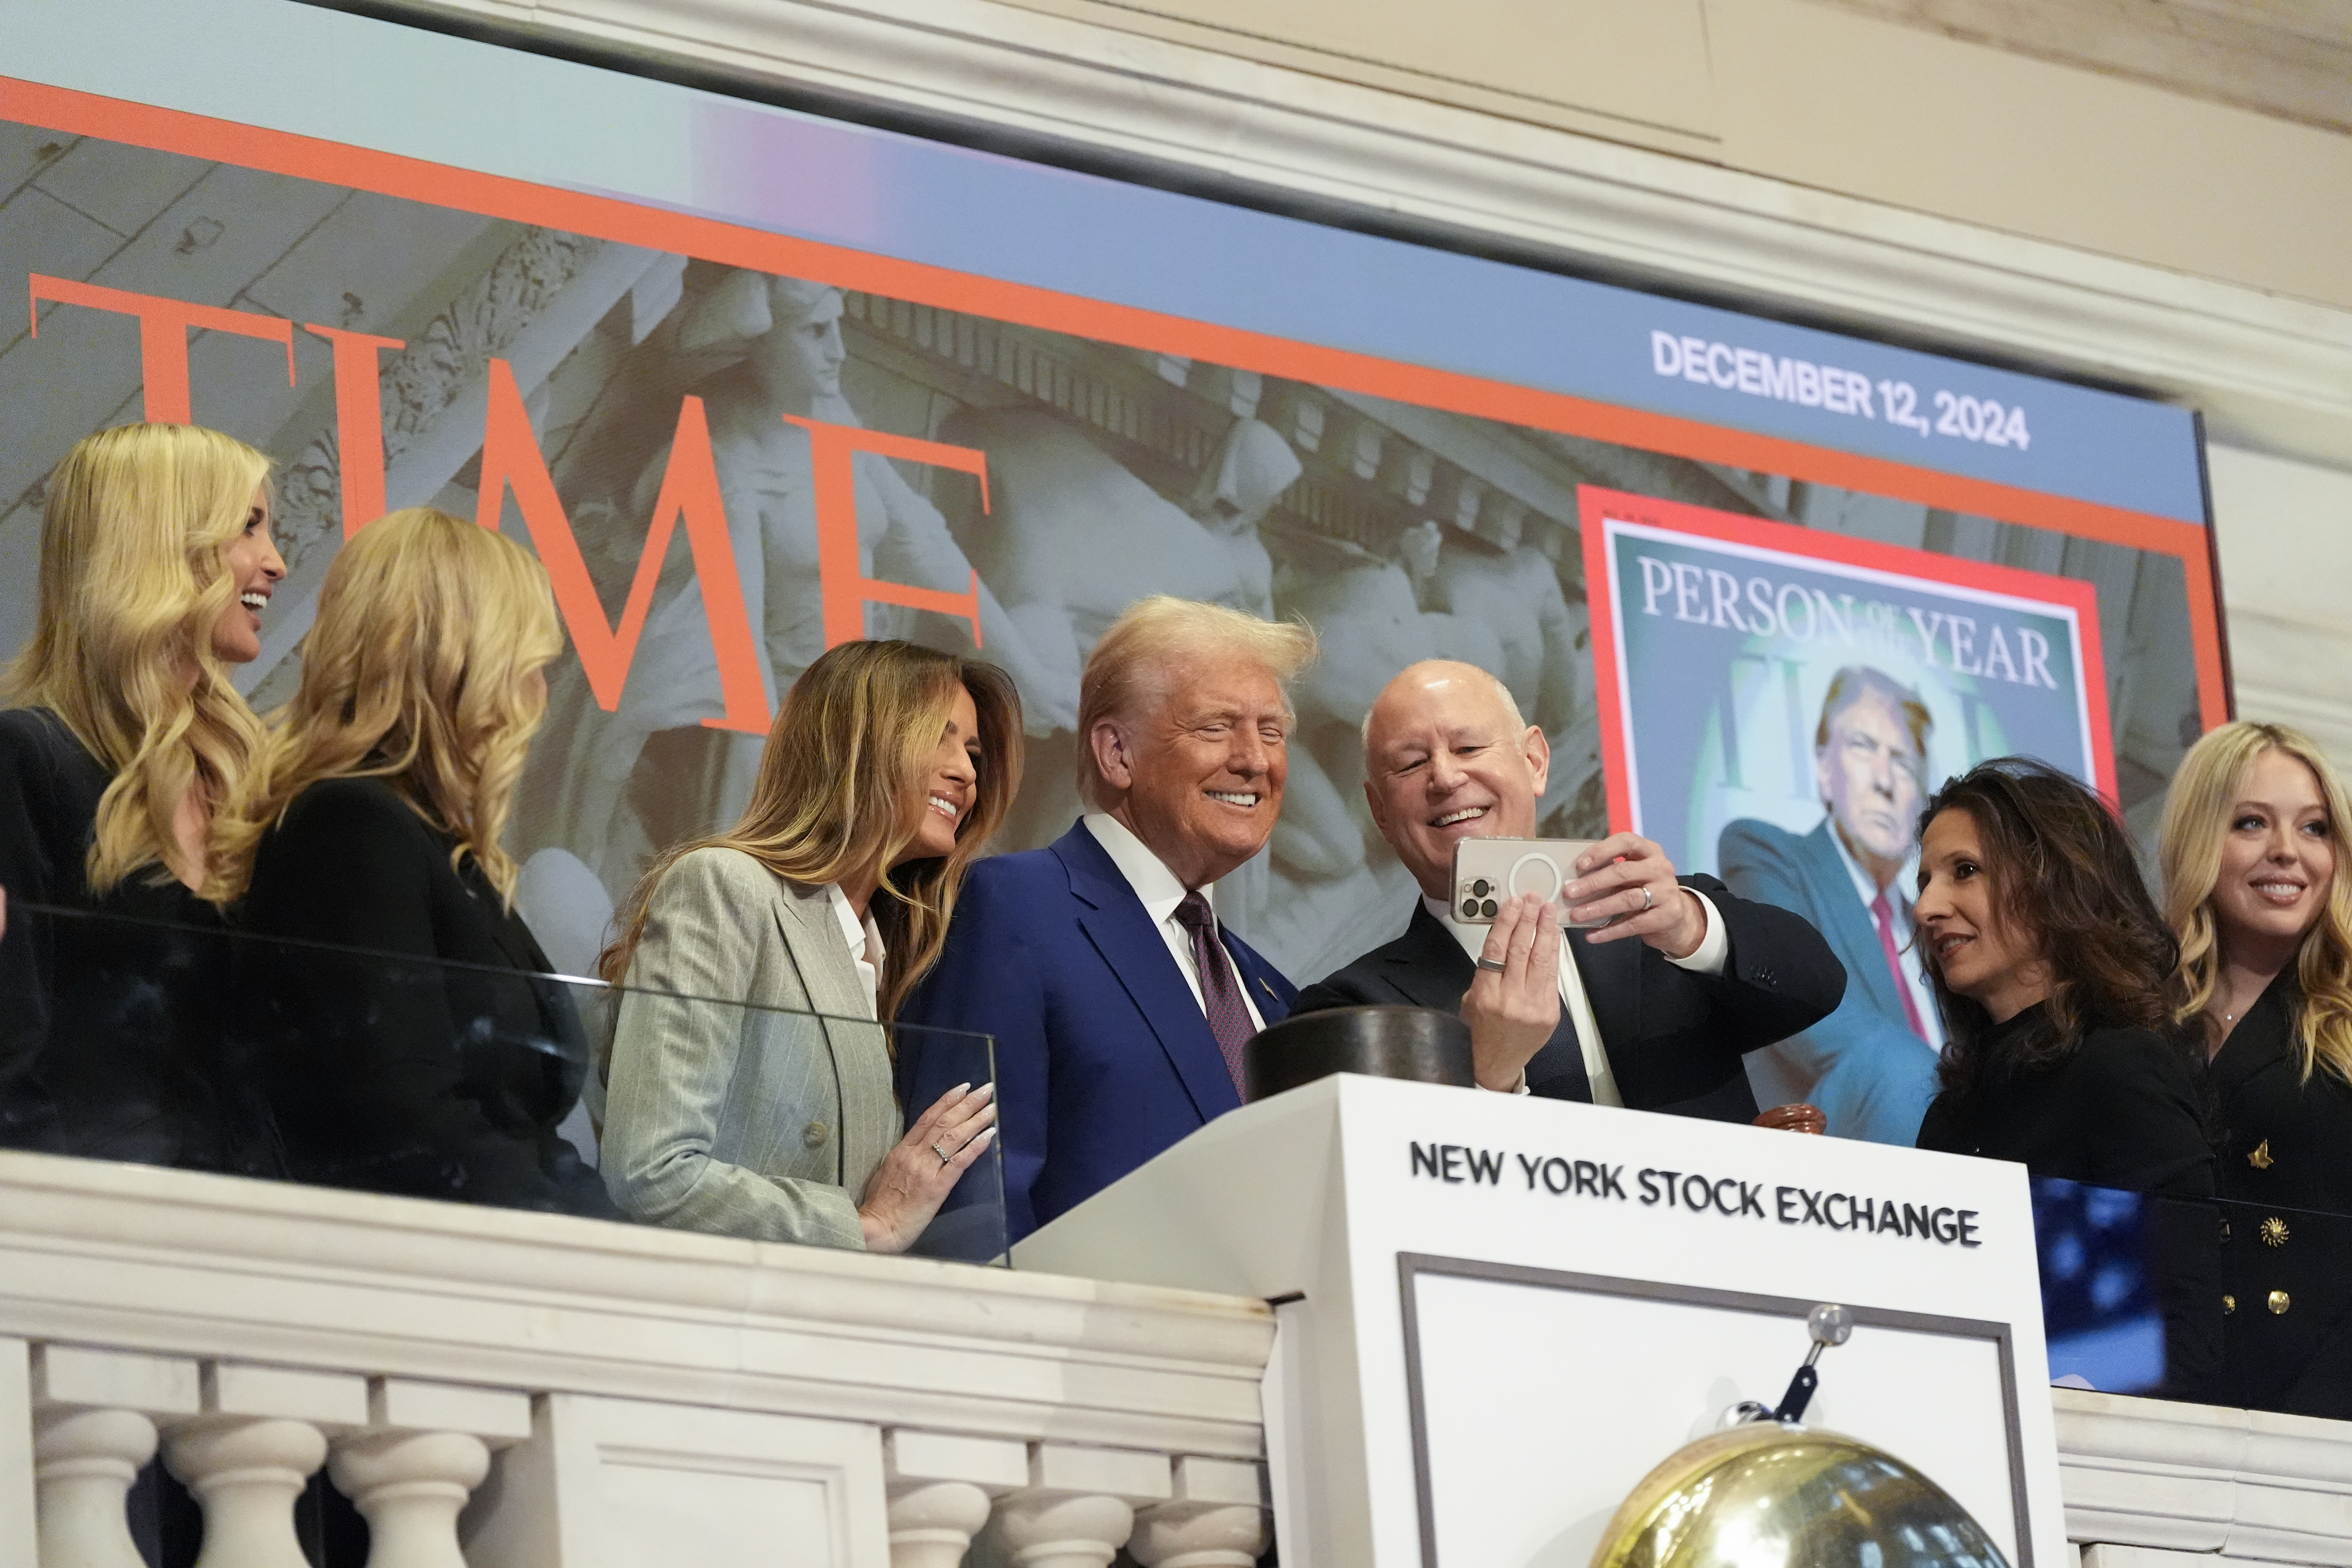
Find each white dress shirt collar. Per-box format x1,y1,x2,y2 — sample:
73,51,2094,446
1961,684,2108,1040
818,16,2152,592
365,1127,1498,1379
1083,811,1209,919
1827,818,1908,916
823,882,887,1022
1082,813,1265,1033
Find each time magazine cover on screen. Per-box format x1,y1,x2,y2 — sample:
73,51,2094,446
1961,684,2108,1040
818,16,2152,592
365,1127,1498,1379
0,63,2223,1144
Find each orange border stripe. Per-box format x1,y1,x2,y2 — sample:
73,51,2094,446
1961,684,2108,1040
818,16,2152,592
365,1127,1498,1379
0,74,2229,730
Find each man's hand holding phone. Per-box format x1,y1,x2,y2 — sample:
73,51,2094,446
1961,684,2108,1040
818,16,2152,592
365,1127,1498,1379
1460,892,1561,1093
1564,832,1708,958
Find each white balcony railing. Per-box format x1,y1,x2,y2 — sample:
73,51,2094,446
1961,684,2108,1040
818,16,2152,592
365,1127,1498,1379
7,1149,2352,1567
0,1150,1272,1568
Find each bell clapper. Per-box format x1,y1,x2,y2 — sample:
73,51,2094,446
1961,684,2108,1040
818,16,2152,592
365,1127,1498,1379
1762,1303,1854,1425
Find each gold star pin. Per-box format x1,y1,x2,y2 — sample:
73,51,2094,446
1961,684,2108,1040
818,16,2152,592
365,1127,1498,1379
2261,1216,2290,1248
2249,1139,2275,1170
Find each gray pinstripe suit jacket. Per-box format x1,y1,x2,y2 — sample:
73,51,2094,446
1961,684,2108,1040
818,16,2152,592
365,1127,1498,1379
600,848,899,1248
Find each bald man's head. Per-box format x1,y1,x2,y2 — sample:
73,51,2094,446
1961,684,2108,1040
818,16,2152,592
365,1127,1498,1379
1361,660,1523,748
1361,661,1549,900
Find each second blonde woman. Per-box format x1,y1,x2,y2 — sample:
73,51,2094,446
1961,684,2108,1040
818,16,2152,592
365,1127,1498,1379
2162,721,2352,1417
599,639,1012,1252
223,508,614,1216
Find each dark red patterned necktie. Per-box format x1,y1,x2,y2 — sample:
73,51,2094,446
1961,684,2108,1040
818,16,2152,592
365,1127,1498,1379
1871,888,1929,1039
1175,891,1254,1100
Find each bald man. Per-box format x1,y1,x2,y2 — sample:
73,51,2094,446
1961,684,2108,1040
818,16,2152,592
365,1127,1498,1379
1293,661,1845,1119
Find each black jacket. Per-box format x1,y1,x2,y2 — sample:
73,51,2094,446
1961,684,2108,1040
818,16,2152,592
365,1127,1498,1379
0,706,257,1169
1915,1008,2215,1195
1916,1005,2220,1397
2207,973,2352,1419
1292,873,1847,1120
233,777,615,1218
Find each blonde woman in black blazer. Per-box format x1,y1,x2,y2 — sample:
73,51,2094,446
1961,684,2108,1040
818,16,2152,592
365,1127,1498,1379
2163,721,2352,1417
224,508,610,1216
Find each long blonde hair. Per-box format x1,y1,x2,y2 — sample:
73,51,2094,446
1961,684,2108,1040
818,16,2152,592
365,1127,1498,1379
221,508,562,907
601,639,1022,1020
4,423,272,901
2161,720,2352,1083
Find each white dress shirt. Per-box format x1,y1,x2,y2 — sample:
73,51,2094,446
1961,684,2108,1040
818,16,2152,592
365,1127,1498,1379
1826,826,1943,1049
823,881,887,1022
1426,885,1728,1105
1083,813,1270,1033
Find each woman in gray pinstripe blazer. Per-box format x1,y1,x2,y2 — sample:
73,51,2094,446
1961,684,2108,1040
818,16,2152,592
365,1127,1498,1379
597,640,1019,1250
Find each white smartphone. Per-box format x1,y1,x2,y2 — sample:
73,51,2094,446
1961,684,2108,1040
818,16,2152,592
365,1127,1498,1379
1450,837,1613,929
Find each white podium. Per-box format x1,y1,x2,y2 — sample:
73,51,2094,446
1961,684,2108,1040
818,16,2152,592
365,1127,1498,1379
1016,1074,2065,1568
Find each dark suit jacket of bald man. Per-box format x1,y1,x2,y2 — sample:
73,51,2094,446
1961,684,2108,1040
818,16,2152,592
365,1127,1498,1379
1292,872,1846,1120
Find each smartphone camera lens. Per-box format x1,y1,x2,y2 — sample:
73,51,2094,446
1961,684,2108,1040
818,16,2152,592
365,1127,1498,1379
1461,898,1481,919
1470,878,1491,898
1480,898,1499,919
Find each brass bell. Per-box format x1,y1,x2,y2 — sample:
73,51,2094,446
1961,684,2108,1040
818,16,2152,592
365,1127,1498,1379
1589,1420,2010,1567
1592,1305,2007,1567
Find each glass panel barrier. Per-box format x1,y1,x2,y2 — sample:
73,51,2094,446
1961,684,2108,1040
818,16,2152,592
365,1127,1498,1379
2031,1176,2180,1396
2031,1175,2352,1419
0,899,1006,1265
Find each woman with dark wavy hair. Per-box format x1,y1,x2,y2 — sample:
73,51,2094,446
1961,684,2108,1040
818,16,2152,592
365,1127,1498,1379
1913,757,2218,1393
1912,758,2209,1191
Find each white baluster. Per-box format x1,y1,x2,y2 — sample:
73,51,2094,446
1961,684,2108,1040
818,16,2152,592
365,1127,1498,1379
887,1479,994,1568
1128,1457,1268,1568
163,1417,328,1568
33,1406,156,1568
329,1429,489,1568
1127,1501,1267,1568
989,1490,1136,1568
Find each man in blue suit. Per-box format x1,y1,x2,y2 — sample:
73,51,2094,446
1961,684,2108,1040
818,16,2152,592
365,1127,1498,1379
898,597,1311,1241
1719,665,1945,1145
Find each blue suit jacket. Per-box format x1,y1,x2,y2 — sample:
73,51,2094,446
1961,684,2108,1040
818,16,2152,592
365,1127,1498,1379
1716,817,1940,1145
897,821,1297,1242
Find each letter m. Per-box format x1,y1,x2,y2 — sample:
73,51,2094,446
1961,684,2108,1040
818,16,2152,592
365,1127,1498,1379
476,358,767,733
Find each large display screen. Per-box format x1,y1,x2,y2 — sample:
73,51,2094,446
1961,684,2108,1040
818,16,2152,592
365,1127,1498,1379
0,0,2226,1143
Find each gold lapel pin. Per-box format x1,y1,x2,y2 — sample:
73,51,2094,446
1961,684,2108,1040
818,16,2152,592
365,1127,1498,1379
2249,1139,2275,1170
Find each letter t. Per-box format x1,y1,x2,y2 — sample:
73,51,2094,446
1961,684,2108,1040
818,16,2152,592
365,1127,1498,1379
31,275,294,424
303,324,405,537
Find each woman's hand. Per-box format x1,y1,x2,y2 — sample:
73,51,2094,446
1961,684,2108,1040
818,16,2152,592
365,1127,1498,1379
857,1081,999,1254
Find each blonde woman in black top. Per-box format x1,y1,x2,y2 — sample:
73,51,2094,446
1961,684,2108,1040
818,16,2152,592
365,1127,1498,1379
222,508,612,1216
2163,721,2352,1417
0,423,281,1167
